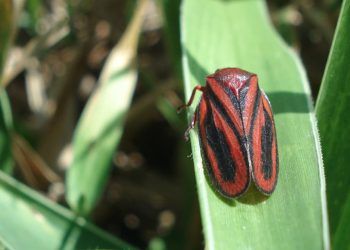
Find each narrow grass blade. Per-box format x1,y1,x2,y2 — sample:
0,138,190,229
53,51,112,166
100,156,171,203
66,0,149,216
0,171,134,249
0,91,13,174
160,0,182,77
0,0,14,173
181,0,329,249
315,0,350,248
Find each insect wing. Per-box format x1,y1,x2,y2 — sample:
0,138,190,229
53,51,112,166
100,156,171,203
197,90,250,198
245,85,278,195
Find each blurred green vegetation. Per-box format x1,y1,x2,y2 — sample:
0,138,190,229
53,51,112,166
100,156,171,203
0,0,348,249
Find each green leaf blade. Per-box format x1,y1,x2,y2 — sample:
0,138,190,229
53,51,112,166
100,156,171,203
0,91,13,173
67,65,138,215
315,0,350,248
181,0,328,249
67,0,148,216
0,0,14,174
67,65,137,214
0,172,134,250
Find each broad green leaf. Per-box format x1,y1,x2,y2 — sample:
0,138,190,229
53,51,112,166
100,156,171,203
0,171,133,249
315,0,350,248
66,0,148,216
181,0,329,249
0,0,14,173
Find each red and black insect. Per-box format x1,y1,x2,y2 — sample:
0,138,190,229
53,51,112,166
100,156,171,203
178,68,278,198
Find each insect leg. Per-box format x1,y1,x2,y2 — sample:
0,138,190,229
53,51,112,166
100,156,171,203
184,108,198,141
177,85,205,113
